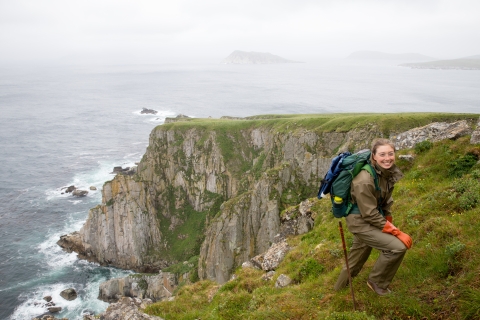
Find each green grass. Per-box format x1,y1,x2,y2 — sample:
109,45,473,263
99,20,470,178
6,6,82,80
144,135,480,320
159,113,477,137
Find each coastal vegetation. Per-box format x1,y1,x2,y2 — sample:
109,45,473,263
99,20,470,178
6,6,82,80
144,133,480,319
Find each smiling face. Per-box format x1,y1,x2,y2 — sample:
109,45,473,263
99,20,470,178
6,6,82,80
372,145,395,169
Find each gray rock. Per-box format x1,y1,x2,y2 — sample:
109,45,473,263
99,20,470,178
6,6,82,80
98,271,177,303
140,108,158,115
72,189,88,197
251,240,290,271
97,296,164,320
393,120,472,150
275,274,292,288
43,296,52,302
47,306,62,313
63,185,76,193
89,186,97,190
60,288,77,301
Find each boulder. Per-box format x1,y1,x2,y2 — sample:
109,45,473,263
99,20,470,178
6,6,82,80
251,240,290,271
60,288,77,301
89,186,97,191
47,306,62,313
43,296,52,302
62,185,76,193
140,108,158,115
72,189,88,197
275,274,292,288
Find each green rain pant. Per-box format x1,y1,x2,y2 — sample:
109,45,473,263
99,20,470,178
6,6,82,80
334,228,407,291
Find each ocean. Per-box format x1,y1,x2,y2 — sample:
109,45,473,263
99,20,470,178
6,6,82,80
0,60,479,319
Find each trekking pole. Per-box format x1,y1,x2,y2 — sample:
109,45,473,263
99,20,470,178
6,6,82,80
339,221,356,311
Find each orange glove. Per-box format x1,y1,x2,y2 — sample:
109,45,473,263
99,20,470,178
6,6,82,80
385,216,392,223
382,221,413,249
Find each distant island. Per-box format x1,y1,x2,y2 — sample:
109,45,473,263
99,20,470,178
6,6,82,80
222,50,301,64
348,50,435,62
399,55,480,70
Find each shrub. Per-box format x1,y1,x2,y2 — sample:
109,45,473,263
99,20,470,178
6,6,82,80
295,257,325,282
414,140,433,154
448,153,478,177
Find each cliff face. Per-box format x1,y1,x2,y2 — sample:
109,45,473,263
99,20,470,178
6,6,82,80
58,116,478,283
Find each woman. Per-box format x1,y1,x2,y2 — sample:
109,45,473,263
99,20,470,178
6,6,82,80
334,138,412,295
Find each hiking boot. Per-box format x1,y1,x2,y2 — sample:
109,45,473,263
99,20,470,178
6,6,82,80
367,280,391,296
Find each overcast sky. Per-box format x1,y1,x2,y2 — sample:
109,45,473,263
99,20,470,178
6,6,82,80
1,0,479,64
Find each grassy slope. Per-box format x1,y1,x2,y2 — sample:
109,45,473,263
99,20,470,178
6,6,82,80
145,115,480,320
162,113,477,137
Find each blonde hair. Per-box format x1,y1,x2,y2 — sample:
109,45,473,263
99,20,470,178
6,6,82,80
370,138,395,164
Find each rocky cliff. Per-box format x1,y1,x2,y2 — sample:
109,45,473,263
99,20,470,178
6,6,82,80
58,114,479,283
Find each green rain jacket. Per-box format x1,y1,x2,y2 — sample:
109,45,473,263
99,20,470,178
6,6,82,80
345,163,403,234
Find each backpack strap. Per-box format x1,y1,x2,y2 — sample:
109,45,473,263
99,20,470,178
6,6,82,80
347,164,384,216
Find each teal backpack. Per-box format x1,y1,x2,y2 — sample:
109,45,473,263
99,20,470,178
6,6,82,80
319,149,382,218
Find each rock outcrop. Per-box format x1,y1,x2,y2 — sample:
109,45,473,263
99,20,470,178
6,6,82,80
89,297,164,320
392,120,473,149
58,116,479,284
99,272,177,303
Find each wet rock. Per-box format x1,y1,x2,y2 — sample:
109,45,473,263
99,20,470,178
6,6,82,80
60,288,77,301
62,185,76,193
140,108,158,115
43,296,52,302
47,306,62,313
72,189,88,197
89,186,97,190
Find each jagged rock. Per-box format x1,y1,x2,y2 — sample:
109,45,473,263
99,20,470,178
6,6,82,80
57,232,87,258
471,118,480,144
89,186,97,190
98,271,177,302
112,166,137,175
43,296,52,302
97,297,164,320
393,120,472,150
251,240,290,271
140,108,158,115
72,189,88,197
275,274,292,288
277,199,315,242
60,288,77,301
62,185,76,193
